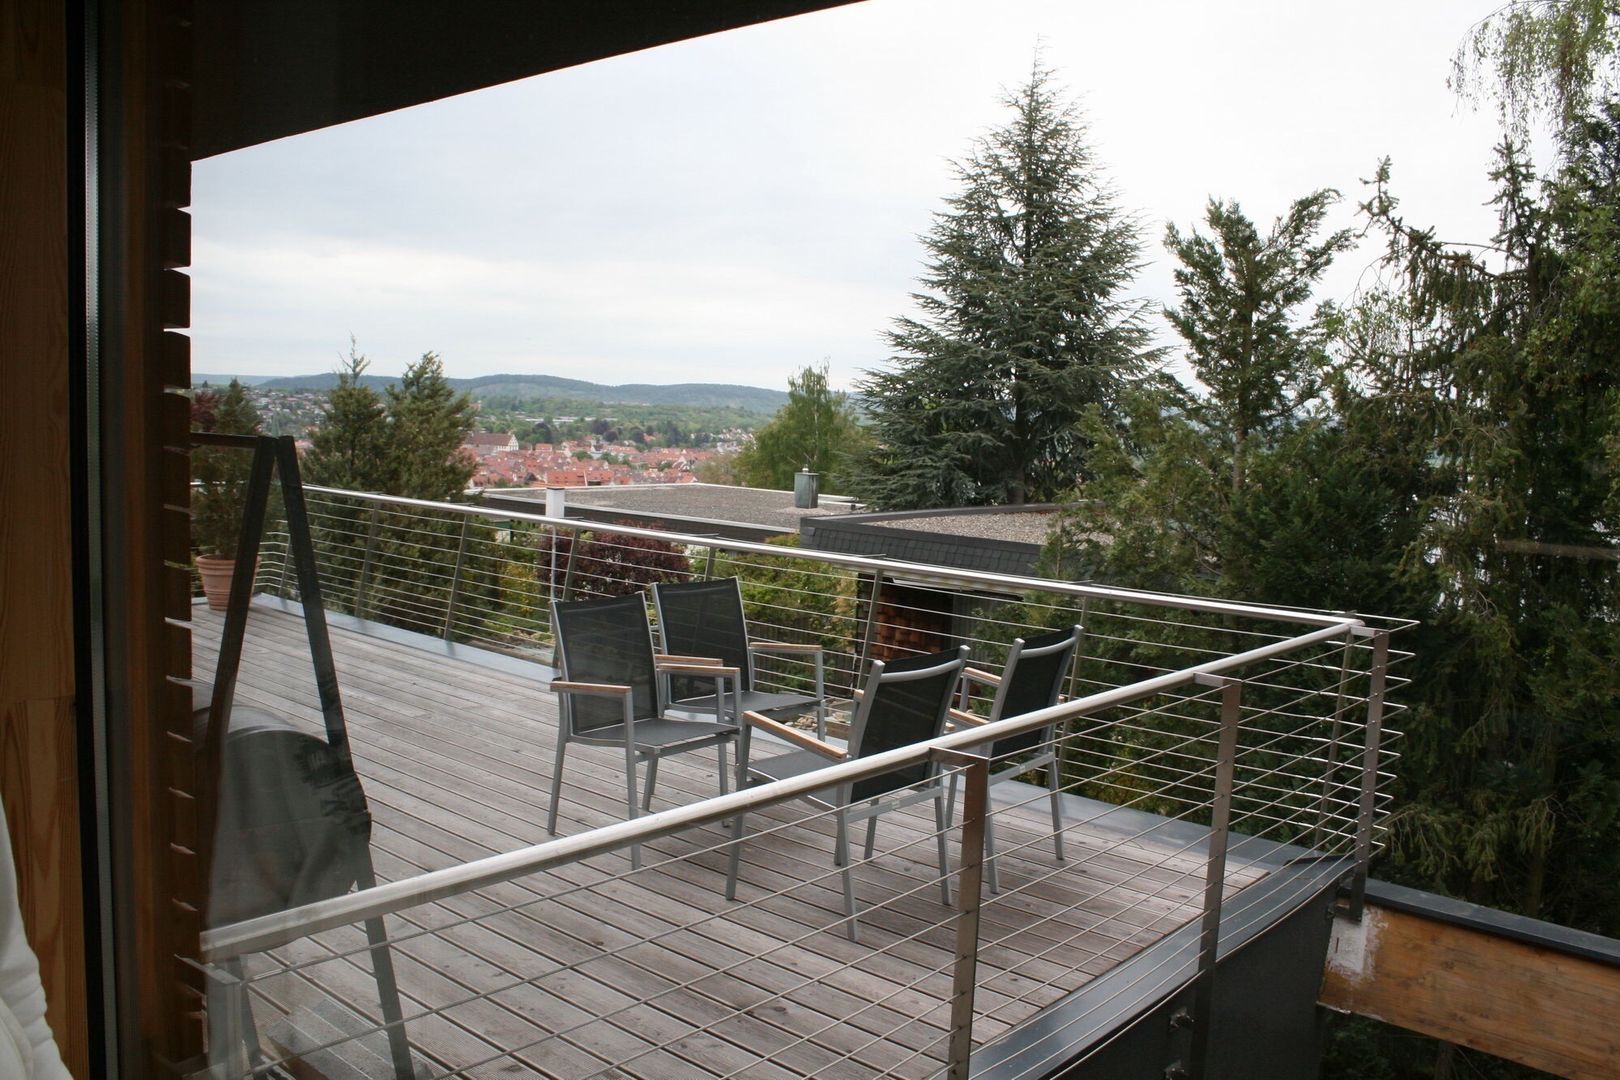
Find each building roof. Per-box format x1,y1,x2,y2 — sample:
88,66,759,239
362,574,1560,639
801,504,1067,578
480,482,852,541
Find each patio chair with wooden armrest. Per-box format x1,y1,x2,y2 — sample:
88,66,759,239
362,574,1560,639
724,646,969,942
947,625,1084,894
653,577,828,738
547,594,741,868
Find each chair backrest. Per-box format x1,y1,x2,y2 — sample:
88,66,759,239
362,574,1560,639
552,594,660,733
652,577,755,695
987,625,1083,760
846,646,969,803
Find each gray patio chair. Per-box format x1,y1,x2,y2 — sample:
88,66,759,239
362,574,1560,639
547,593,741,868
947,625,1083,893
725,645,969,942
653,577,828,738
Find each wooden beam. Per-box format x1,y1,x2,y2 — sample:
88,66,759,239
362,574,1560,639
0,0,90,1072
1321,902,1620,1079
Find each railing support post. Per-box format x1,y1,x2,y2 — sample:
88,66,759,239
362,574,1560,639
561,530,580,602
1188,674,1242,1080
206,961,250,1079
355,507,381,618
1346,629,1390,921
857,573,885,671
934,746,991,1079
1310,628,1358,853
443,516,472,640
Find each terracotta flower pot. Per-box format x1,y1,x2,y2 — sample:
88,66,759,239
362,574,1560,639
195,554,254,612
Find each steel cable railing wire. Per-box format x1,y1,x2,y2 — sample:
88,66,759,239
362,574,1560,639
205,489,1399,1076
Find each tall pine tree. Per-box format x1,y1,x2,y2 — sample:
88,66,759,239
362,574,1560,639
852,63,1155,509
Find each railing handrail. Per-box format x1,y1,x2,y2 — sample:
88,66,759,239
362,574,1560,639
302,484,1368,630
199,617,1359,962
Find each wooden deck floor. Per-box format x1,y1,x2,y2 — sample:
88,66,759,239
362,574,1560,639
192,602,1266,1080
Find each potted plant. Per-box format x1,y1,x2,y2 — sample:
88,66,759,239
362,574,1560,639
191,380,263,611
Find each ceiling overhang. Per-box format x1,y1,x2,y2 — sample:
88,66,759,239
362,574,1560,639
192,1,861,159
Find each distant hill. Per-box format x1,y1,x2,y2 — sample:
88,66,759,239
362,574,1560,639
193,373,275,387
249,371,788,413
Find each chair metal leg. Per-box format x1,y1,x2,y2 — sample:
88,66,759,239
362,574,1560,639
716,740,729,796
1048,762,1067,863
624,733,642,870
835,813,859,943
863,811,879,862
934,791,953,907
641,754,659,813
546,729,569,835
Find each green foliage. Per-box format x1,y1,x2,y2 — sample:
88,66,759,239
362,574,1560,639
1453,0,1620,135
1353,117,1620,930
304,343,476,500
384,353,477,501
709,535,860,694
190,380,263,558
537,525,690,599
734,364,869,493
302,343,390,493
852,62,1156,510
1164,190,1353,491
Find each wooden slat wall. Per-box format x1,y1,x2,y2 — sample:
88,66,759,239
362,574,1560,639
0,0,89,1074
1320,904,1620,1079
106,0,205,1070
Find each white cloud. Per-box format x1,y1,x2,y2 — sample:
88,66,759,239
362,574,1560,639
191,0,1522,392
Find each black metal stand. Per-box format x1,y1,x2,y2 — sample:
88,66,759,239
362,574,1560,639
195,433,414,1079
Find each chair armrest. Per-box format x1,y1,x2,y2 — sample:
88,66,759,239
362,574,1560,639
550,680,632,697
655,660,741,678
656,654,725,665
961,666,1002,688
744,710,844,759
748,640,824,656
945,707,987,731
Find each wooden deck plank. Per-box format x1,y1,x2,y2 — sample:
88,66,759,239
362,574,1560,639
195,603,1268,1078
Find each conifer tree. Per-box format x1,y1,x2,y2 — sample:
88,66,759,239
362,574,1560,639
1163,192,1352,492
852,64,1155,509
385,352,477,500
303,341,389,492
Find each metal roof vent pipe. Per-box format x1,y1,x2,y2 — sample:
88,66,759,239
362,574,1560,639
794,467,820,509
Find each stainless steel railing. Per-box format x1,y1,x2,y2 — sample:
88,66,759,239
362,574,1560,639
194,486,1407,1078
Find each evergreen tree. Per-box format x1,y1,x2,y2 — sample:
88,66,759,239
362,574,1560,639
1163,192,1353,492
735,364,868,493
1357,123,1620,931
385,352,477,500
303,342,389,492
852,63,1155,509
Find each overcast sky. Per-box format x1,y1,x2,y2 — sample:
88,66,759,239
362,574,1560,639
191,0,1519,391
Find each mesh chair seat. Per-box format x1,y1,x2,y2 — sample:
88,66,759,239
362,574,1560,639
670,687,819,720
571,717,735,752
743,746,837,787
